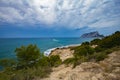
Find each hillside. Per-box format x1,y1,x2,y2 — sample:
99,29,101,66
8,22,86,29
42,50,120,80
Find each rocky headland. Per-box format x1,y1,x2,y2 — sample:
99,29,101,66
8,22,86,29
80,31,104,38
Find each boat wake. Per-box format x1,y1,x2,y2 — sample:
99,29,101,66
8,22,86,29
52,39,59,42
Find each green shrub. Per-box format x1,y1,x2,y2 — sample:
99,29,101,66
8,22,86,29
99,31,120,48
90,38,101,45
110,46,120,51
73,45,95,57
0,72,11,80
63,54,89,68
81,42,90,46
36,56,50,67
63,57,75,65
49,55,62,67
94,46,105,52
104,49,113,54
0,58,16,71
8,66,52,80
15,44,41,69
92,52,107,61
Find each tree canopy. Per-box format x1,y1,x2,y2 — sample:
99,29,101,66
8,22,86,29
15,44,40,66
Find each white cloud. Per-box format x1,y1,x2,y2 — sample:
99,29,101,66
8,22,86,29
89,17,120,28
0,0,120,29
26,0,57,24
0,7,23,23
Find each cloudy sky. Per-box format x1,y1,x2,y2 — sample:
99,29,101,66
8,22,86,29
0,0,120,38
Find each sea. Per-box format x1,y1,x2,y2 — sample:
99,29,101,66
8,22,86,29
0,38,94,59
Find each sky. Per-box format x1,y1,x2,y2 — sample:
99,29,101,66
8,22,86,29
0,0,120,38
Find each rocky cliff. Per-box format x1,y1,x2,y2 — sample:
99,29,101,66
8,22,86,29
81,31,104,38
49,48,74,61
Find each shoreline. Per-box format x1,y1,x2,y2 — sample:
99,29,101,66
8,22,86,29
44,43,81,56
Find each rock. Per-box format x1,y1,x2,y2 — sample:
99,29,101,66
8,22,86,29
80,31,104,38
49,48,74,61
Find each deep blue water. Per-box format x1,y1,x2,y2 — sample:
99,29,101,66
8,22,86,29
0,38,94,59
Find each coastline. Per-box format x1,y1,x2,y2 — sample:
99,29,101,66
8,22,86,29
44,43,81,56
44,43,81,61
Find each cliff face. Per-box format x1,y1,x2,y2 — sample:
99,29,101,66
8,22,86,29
41,50,120,80
49,48,74,61
81,31,104,38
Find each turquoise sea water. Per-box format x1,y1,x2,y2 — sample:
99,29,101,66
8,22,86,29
0,38,94,59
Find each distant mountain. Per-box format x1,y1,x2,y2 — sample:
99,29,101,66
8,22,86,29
81,31,104,38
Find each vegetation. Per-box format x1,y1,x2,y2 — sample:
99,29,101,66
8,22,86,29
90,38,101,45
73,45,95,56
65,45,95,68
0,44,62,80
64,31,120,67
49,55,62,67
81,41,90,46
15,44,41,69
99,31,120,48
63,57,75,65
0,58,16,69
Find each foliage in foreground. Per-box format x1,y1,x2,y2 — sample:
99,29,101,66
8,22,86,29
0,44,62,80
49,55,62,67
15,44,40,68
